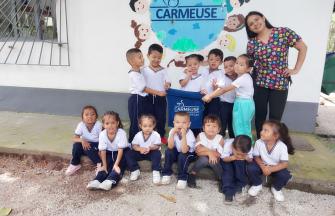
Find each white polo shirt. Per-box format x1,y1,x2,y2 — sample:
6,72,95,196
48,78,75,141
128,70,148,97
168,129,196,153
74,121,102,142
217,74,236,103
132,131,161,148
98,129,129,151
179,73,204,92
201,68,223,95
142,66,171,92
196,132,224,155
253,139,289,166
221,138,253,159
232,73,254,99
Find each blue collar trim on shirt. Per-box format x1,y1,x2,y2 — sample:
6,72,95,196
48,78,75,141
266,141,278,155
142,131,152,142
149,66,165,73
128,69,141,73
85,121,97,133
107,130,118,144
176,129,190,140
191,74,202,80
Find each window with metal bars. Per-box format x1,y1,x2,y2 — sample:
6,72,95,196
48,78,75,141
0,0,69,66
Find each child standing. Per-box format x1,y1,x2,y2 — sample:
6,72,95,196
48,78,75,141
179,54,204,92
126,48,166,143
218,56,238,138
87,111,129,190
203,54,255,139
187,115,224,190
125,115,162,184
247,120,294,202
142,44,171,144
65,105,102,176
221,135,252,202
179,54,205,137
201,49,224,118
161,111,196,189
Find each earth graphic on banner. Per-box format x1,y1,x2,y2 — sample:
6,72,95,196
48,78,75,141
150,0,228,52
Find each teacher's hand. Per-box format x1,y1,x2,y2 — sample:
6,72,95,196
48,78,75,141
283,68,299,77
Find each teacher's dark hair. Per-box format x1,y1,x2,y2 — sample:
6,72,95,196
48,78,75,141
245,11,274,39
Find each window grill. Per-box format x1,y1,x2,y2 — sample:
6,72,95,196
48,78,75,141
0,0,69,66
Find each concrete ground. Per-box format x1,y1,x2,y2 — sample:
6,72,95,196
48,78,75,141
0,108,334,184
0,105,335,215
0,155,335,216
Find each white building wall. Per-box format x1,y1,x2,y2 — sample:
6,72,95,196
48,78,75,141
0,0,333,105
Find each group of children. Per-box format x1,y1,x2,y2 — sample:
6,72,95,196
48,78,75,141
64,44,295,202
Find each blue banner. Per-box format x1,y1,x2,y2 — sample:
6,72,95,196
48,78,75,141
167,88,205,129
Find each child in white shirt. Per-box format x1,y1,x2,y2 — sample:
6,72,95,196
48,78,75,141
65,105,102,176
203,54,255,139
161,111,196,189
124,115,162,184
221,135,252,202
187,115,224,190
202,49,224,119
142,44,171,144
87,111,129,190
179,54,204,92
247,120,295,202
126,48,166,143
179,53,205,137
217,56,237,138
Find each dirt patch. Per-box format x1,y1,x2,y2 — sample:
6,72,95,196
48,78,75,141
1,155,335,216
0,155,130,215
241,196,256,207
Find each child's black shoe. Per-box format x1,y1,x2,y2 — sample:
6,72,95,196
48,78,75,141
236,187,242,194
225,195,233,202
187,174,197,188
218,182,223,193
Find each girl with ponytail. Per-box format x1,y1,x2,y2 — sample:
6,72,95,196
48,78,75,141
247,120,294,202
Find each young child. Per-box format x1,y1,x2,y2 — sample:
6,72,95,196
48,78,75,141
125,114,162,184
247,120,294,202
187,115,224,189
203,54,255,139
161,111,196,189
87,111,129,190
142,44,171,144
179,53,205,137
65,105,102,176
218,56,238,138
126,48,166,143
221,135,252,202
201,49,224,118
179,54,204,92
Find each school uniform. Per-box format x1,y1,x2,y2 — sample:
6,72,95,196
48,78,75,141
162,129,196,181
125,131,162,172
128,69,150,143
202,68,223,118
142,66,170,138
71,121,102,165
179,73,204,92
231,73,255,139
221,139,253,197
179,73,204,137
216,74,236,138
190,132,224,179
94,129,130,185
247,139,292,191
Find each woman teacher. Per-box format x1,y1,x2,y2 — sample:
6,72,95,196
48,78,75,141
245,11,308,138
